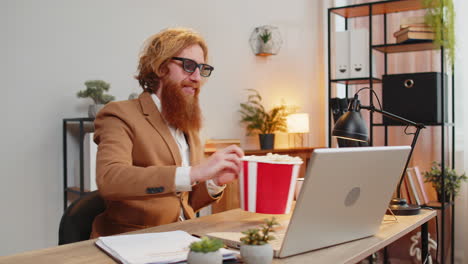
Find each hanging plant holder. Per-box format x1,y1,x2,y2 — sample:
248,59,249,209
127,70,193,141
249,25,282,56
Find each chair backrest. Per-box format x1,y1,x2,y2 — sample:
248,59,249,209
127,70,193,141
58,190,105,245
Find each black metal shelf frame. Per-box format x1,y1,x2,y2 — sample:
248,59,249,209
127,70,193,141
62,117,94,211
327,1,455,263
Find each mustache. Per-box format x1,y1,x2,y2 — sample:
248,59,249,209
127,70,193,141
180,80,200,90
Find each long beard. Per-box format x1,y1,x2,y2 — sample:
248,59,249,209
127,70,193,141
160,79,202,133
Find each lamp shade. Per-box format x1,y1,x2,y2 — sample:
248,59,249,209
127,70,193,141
332,111,368,142
287,113,310,133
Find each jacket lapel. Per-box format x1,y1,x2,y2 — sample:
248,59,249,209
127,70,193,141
138,92,182,166
186,131,201,166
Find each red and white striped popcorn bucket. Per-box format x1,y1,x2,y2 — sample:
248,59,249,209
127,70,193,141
239,156,303,214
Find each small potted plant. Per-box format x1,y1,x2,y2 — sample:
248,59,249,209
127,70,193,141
240,217,279,264
424,161,467,202
187,236,224,264
239,89,291,150
258,29,273,55
77,80,115,118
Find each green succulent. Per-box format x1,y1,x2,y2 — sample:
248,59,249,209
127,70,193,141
240,217,280,246
77,80,115,104
259,30,272,44
189,237,224,253
422,0,455,66
239,89,292,135
424,161,467,198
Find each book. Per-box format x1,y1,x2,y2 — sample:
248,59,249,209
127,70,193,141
396,31,435,43
393,27,434,38
401,177,411,203
95,230,237,264
400,23,429,29
406,168,421,205
413,166,430,204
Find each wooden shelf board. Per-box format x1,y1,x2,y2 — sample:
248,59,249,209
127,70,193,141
330,0,424,18
373,41,438,53
331,78,382,85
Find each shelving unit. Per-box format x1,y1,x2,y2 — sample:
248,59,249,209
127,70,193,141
327,0,455,263
62,117,94,211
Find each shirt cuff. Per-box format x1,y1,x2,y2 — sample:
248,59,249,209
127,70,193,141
175,167,192,192
206,179,226,196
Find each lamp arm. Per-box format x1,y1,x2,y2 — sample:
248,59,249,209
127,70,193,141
360,104,425,199
384,126,422,198
360,105,425,129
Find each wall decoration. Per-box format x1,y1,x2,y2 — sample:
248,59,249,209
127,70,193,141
249,25,282,56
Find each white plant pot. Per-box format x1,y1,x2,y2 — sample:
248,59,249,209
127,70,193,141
187,250,222,264
88,104,104,118
240,244,273,264
258,41,273,54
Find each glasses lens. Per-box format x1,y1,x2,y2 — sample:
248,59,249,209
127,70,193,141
200,65,213,77
183,59,197,73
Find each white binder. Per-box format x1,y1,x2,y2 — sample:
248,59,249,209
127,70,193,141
349,29,377,78
334,31,350,79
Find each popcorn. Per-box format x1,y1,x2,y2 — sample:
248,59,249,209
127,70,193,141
242,153,303,164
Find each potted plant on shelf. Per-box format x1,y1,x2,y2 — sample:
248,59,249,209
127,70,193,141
422,0,455,65
239,89,290,150
424,161,467,202
77,80,115,118
187,236,224,264
240,217,279,264
258,29,273,55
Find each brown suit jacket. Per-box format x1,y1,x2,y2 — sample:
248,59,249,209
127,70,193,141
90,92,220,238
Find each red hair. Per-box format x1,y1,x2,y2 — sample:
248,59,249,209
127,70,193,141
135,28,208,92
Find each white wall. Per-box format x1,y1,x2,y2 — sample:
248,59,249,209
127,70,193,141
0,0,328,255
454,1,468,263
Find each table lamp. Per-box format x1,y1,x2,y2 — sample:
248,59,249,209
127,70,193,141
332,89,425,215
287,113,310,147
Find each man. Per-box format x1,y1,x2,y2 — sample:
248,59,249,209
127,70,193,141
90,28,244,238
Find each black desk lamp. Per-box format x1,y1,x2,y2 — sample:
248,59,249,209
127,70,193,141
332,88,425,215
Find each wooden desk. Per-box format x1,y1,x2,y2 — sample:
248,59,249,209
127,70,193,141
0,209,436,264
206,147,320,213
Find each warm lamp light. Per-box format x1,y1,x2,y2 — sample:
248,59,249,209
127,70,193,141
287,113,310,133
287,113,309,147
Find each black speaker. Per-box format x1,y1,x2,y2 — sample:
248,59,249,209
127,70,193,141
382,72,447,125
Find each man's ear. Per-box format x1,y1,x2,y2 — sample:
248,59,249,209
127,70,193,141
156,61,170,78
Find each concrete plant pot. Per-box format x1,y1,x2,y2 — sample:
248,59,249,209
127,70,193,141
88,104,104,118
240,243,273,264
187,250,222,264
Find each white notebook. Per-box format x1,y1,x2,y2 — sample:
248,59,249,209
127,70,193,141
95,230,236,264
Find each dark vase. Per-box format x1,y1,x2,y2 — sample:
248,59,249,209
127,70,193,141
437,192,451,203
259,134,275,150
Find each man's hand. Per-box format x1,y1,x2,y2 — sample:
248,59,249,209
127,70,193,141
190,145,244,185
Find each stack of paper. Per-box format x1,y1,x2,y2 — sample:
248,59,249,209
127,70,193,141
95,230,237,264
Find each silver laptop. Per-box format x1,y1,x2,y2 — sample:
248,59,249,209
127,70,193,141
206,146,411,258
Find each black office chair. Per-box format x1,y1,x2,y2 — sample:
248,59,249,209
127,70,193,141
58,190,106,245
